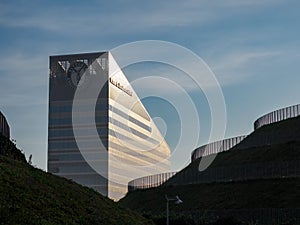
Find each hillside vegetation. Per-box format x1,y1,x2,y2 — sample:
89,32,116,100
165,116,300,185
0,135,153,225
120,117,300,214
120,177,300,213
0,134,26,163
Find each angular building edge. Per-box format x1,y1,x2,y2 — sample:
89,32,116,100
0,111,10,139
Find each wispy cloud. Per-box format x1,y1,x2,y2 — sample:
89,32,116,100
0,0,285,36
209,50,282,86
0,53,48,107
126,66,199,95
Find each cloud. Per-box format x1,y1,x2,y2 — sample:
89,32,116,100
0,52,48,107
129,70,199,95
119,47,282,97
0,53,47,86
209,50,282,86
0,0,285,36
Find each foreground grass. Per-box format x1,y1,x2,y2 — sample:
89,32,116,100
120,177,300,213
120,117,300,215
0,155,153,225
165,116,300,186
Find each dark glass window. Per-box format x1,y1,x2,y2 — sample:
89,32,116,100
49,139,108,150
109,117,158,145
49,128,107,138
49,116,108,126
50,101,108,113
109,105,151,132
109,129,159,151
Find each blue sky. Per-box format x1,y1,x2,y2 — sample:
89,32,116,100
0,0,299,171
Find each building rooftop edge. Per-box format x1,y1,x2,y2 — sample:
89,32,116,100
49,51,108,59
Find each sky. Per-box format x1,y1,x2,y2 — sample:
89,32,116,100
0,0,299,171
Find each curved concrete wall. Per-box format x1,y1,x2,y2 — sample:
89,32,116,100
191,135,247,162
254,104,300,130
128,171,177,191
128,104,300,191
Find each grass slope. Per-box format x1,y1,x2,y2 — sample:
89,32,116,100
120,178,300,213
0,134,26,163
168,140,300,183
166,116,300,185
0,136,153,225
235,116,300,150
120,116,300,213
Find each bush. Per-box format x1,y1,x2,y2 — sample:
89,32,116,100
0,134,26,163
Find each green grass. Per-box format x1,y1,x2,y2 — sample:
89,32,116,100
1,116,299,224
171,140,300,180
0,134,26,163
166,116,300,185
119,177,300,213
0,135,153,225
236,116,300,150
120,116,300,214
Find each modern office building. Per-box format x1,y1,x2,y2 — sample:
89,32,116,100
0,111,10,138
48,52,171,200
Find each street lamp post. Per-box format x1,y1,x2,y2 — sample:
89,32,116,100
165,195,183,225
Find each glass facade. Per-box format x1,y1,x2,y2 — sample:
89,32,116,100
107,53,170,200
48,52,170,201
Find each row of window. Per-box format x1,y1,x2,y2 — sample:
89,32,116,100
49,116,153,145
109,105,151,132
109,129,159,151
49,116,108,126
49,100,108,113
49,102,151,134
48,139,108,150
49,126,108,139
109,117,158,145
109,142,167,166
48,140,167,172
48,151,107,162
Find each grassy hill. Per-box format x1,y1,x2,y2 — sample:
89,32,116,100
165,140,300,186
234,115,300,150
119,117,300,215
120,177,300,213
165,116,300,185
0,135,153,225
0,134,26,163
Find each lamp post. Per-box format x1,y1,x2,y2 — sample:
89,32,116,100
165,195,183,225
